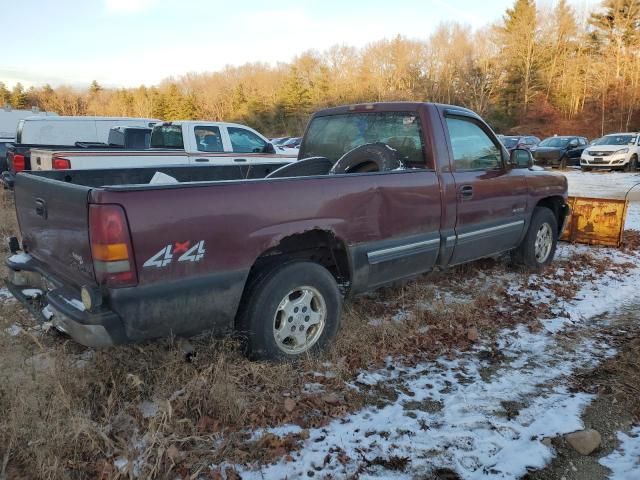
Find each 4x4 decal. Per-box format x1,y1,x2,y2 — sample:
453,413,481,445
143,240,206,268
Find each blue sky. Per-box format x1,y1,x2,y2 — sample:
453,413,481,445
2,0,597,89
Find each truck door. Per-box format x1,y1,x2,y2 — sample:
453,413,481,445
188,124,236,165
226,126,293,165
444,114,528,265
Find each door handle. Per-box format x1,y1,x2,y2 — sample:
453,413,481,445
194,158,209,163
459,185,474,200
234,158,247,163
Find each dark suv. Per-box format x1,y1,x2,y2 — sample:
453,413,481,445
533,136,588,169
499,135,541,152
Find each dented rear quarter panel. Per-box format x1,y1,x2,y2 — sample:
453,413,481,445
91,169,442,339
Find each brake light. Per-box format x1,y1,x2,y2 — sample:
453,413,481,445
89,204,137,287
52,157,71,170
12,154,25,172
349,104,376,111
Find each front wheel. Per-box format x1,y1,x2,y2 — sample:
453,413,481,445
625,155,638,172
559,156,567,170
581,166,592,172
512,207,559,271
237,261,342,361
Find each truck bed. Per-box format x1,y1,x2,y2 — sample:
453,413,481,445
22,163,289,188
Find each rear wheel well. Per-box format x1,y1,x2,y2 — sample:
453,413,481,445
247,230,350,293
535,196,566,235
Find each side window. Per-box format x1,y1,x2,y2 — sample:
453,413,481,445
228,127,267,153
195,126,223,153
445,117,502,170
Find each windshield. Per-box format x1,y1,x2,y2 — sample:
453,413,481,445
539,137,570,148
502,137,519,148
593,135,636,146
300,112,425,167
150,125,183,149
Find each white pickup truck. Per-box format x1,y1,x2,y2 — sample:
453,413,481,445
30,121,296,171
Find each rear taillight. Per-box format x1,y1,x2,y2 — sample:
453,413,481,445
89,204,137,287
12,154,25,172
52,157,71,170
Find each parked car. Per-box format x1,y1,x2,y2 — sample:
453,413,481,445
283,137,302,148
580,133,639,171
2,125,155,189
0,106,57,173
19,126,153,180
15,121,296,175
270,137,292,146
533,136,588,169
275,136,302,155
1,116,160,187
500,135,541,151
5,102,568,360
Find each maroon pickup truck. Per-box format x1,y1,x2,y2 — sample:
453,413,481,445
5,102,569,360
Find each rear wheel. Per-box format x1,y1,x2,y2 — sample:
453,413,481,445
237,261,342,361
512,207,558,271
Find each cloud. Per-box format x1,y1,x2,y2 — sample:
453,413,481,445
104,0,157,14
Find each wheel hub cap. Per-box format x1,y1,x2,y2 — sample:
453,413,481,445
273,286,326,355
534,222,553,263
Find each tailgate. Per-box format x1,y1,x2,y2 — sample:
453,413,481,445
14,173,96,287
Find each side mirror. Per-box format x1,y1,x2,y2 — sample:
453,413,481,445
510,148,534,168
263,142,276,154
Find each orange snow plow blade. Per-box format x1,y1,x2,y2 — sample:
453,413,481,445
560,196,629,247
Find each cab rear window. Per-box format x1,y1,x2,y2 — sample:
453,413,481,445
300,112,427,168
150,125,184,149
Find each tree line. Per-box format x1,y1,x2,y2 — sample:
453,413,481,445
1,0,639,138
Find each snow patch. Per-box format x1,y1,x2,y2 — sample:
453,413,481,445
22,288,42,298
138,400,159,419
600,426,640,480
62,297,86,311
8,252,31,264
5,324,22,336
230,249,640,479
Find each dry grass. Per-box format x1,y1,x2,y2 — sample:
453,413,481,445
0,194,638,479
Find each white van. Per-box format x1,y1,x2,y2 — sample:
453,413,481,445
1,107,58,172
16,116,160,145
0,106,57,140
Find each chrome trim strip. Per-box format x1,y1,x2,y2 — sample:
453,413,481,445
456,220,525,240
367,238,440,263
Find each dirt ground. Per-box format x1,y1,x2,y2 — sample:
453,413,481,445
0,172,639,479
524,307,640,480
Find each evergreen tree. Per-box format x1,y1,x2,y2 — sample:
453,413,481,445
497,0,539,117
0,82,10,106
89,80,102,95
281,67,311,120
10,83,29,109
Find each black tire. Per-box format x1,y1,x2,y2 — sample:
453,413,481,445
237,261,342,361
330,143,402,174
559,156,567,170
625,155,638,172
266,157,333,178
512,207,558,272
581,166,592,172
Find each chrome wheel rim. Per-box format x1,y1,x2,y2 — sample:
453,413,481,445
273,286,326,355
534,223,553,263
